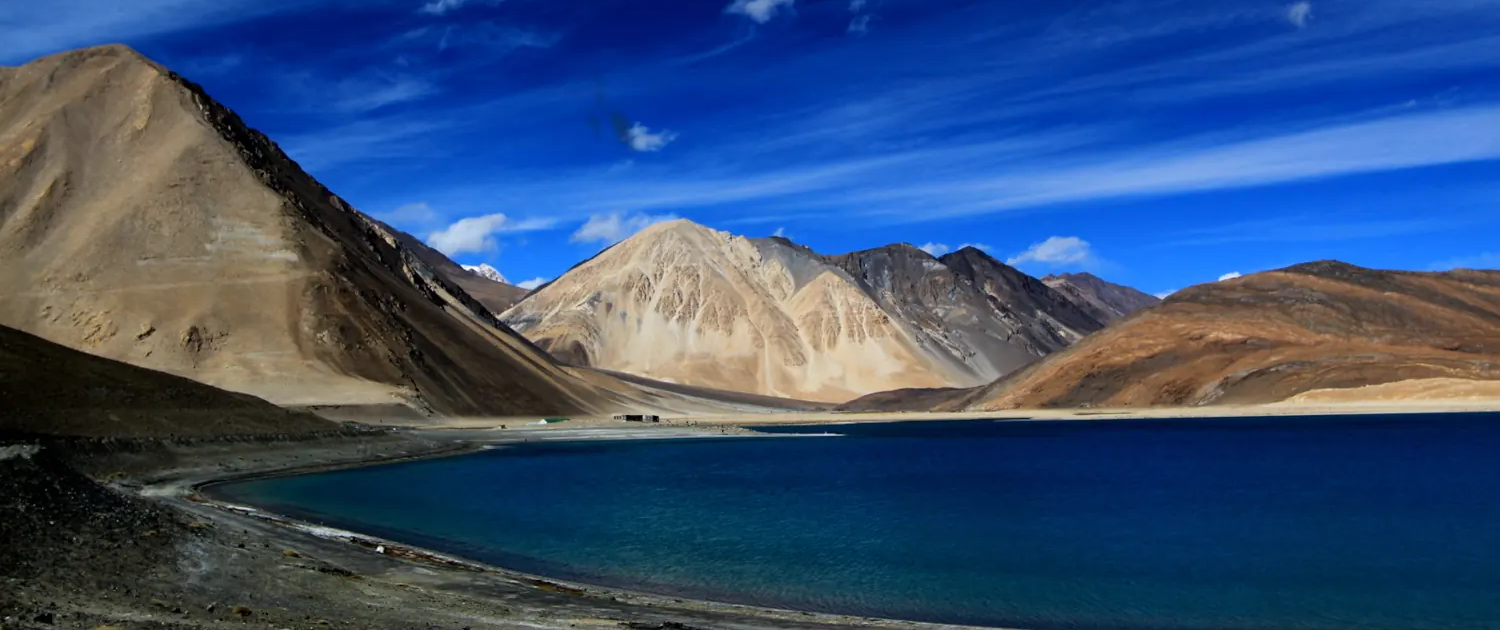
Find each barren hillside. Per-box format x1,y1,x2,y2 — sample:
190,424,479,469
503,221,1108,401
1042,272,1161,322
951,261,1500,410
0,324,332,438
0,45,627,416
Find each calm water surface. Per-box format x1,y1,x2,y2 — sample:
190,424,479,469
214,414,1500,630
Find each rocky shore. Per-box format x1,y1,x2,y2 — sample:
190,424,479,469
1,428,993,630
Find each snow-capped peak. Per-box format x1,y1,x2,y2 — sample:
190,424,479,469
462,264,508,284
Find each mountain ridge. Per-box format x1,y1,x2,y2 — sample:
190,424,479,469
945,262,1500,410
1041,272,1161,323
502,219,1127,401
0,44,644,416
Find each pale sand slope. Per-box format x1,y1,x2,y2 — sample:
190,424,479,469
504,219,1105,402
1282,378,1500,404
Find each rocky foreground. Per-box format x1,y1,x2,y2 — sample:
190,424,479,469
2,432,957,630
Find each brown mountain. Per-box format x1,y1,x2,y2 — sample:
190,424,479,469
1042,272,1161,322
949,261,1500,410
383,227,531,315
502,222,1110,401
0,44,652,417
0,324,332,438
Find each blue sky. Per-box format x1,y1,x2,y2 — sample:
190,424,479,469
6,0,1500,294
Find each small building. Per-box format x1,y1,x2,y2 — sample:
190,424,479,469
614,414,660,423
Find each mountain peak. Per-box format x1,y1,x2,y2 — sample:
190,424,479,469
462,264,509,284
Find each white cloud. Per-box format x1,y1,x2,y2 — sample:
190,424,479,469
849,0,867,11
626,123,679,152
378,202,441,228
426,213,556,256
419,0,503,16
1006,236,1095,267
571,212,680,245
1217,271,1243,281
515,277,548,290
1430,252,1500,271
1154,290,1177,299
330,76,434,113
848,15,872,35
772,227,788,238
918,242,951,256
1286,2,1313,28
725,0,795,23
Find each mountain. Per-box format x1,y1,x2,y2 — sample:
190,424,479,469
382,227,531,314
1042,272,1161,322
0,45,640,417
463,263,508,284
948,262,1500,410
501,221,1110,401
0,324,332,438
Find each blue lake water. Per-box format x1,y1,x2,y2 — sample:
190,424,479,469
213,414,1500,630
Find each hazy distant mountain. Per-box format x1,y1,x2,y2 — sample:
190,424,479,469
0,45,638,416
1042,272,1160,322
502,221,1113,401
951,262,1500,409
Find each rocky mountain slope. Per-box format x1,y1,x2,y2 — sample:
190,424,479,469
947,262,1500,410
502,221,1111,401
1042,272,1160,322
382,227,531,315
0,45,651,416
0,324,332,438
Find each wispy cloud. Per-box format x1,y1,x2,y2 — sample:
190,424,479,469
1163,214,1475,247
1217,271,1243,281
1006,237,1095,268
1286,2,1313,28
279,118,450,173
571,212,680,245
0,0,305,63
515,277,548,290
725,0,795,24
377,202,443,229
1154,289,1178,299
418,0,503,17
426,213,558,256
329,75,435,113
625,123,679,152
918,243,950,256
772,227,788,238
1430,252,1500,271
848,15,872,35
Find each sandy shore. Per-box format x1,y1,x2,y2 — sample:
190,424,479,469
376,397,1500,431
6,426,997,630
15,402,1498,630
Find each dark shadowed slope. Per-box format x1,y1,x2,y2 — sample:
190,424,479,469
383,225,531,314
952,262,1500,410
0,45,636,417
0,324,331,438
1041,272,1161,323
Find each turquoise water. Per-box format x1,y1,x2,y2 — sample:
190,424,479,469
214,414,1500,630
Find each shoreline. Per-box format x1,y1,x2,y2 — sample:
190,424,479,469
383,398,1500,430
104,405,1500,630
151,425,1005,630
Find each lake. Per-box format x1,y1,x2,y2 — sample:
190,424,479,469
212,413,1500,630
